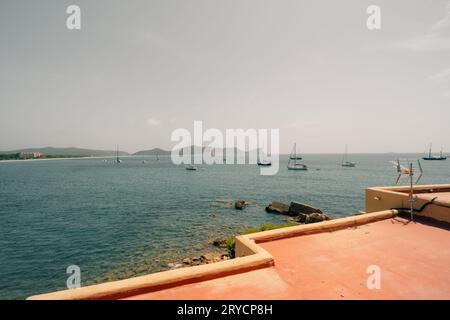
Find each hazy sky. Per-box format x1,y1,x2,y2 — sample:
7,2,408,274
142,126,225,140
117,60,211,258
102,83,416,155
1,0,449,153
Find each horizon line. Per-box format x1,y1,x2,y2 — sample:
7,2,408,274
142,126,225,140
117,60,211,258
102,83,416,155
0,145,445,155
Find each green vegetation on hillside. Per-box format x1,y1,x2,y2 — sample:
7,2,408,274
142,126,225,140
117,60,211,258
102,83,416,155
0,153,20,160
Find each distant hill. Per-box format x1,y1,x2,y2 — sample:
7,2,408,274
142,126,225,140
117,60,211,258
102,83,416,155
0,147,129,157
133,148,171,156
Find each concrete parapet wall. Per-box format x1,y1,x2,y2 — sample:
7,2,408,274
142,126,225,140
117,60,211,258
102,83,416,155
366,184,450,223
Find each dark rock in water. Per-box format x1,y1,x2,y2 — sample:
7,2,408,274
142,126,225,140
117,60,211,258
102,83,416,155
287,209,332,224
182,258,192,265
296,213,308,223
265,201,290,214
213,238,227,248
289,202,323,215
235,200,248,210
267,201,327,218
305,213,330,223
293,213,331,224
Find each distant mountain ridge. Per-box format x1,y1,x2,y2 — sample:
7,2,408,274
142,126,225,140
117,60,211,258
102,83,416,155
0,147,129,157
0,146,269,157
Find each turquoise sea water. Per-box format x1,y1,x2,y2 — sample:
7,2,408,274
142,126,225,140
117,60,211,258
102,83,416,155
0,154,449,299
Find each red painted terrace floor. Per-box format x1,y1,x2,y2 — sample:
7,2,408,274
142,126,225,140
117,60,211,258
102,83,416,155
124,217,450,300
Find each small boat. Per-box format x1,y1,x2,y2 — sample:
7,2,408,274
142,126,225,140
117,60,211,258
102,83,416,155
422,144,447,160
142,160,147,164
185,164,197,171
156,152,160,161
258,140,272,166
341,144,356,167
287,143,307,170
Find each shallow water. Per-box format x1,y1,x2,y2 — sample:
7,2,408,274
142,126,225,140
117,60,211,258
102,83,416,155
0,154,448,299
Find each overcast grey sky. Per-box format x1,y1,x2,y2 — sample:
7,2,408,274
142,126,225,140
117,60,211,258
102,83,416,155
1,0,449,153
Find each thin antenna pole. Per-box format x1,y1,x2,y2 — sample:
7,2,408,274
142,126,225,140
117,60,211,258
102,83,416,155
409,162,414,221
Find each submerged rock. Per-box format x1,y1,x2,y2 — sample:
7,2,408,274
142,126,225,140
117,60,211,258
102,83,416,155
214,199,234,207
213,238,227,248
235,200,248,210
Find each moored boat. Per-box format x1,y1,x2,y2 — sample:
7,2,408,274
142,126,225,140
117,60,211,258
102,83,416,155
287,143,308,170
185,164,197,170
422,144,447,160
341,144,356,167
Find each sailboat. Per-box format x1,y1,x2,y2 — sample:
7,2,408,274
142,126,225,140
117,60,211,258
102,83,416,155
116,145,122,163
156,152,160,161
287,143,307,170
289,143,302,160
422,143,447,160
341,144,356,167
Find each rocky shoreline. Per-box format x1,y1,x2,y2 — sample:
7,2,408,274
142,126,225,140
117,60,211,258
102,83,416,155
167,238,230,269
166,200,332,270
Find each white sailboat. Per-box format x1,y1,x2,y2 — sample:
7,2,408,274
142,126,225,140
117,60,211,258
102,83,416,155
287,143,307,170
257,140,271,166
341,145,355,167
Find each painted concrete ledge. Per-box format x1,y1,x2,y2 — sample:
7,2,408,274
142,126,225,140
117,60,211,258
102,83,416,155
235,210,397,256
366,184,450,224
27,210,397,300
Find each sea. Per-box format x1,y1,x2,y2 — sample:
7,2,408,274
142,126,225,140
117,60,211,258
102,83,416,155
0,153,448,299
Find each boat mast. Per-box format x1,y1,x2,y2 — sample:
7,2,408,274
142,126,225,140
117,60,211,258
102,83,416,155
294,143,297,166
429,143,432,158
343,144,348,164
116,144,119,163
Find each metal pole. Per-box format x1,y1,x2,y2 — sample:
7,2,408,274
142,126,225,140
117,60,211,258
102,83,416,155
409,162,414,221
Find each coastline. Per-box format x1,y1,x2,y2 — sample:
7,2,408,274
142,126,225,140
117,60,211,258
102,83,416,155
0,156,120,164
0,155,165,164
